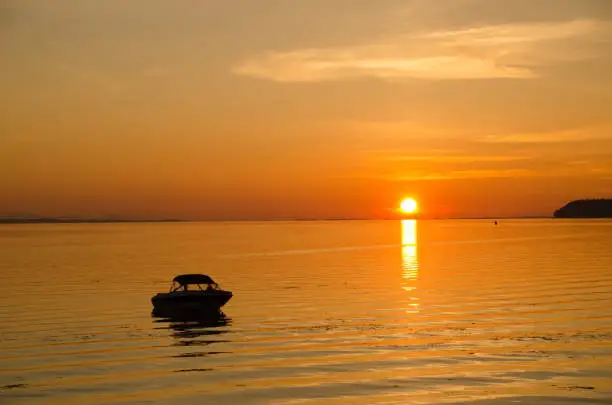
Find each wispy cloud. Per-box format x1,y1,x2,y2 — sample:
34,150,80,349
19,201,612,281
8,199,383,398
55,63,125,93
376,155,528,163
386,164,612,182
233,19,608,82
481,125,612,143
54,63,173,92
393,169,536,181
372,151,612,182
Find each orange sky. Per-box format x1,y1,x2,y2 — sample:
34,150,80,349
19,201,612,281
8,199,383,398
1,1,611,219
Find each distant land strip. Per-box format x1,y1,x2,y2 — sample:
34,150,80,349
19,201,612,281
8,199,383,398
553,199,612,218
0,218,183,224
0,217,552,224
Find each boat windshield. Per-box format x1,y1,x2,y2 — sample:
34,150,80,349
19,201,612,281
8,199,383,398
170,282,220,292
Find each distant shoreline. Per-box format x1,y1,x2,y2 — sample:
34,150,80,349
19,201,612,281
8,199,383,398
2,215,611,224
0,218,184,224
553,199,612,218
0,217,566,224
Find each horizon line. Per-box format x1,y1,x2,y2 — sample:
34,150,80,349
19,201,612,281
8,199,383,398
0,216,562,224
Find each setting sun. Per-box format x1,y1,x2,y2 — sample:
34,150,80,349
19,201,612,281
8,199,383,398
399,198,418,214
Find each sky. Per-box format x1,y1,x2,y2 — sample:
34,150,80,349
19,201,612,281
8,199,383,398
1,0,611,220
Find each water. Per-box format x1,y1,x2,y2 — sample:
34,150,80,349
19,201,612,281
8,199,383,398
1,219,612,404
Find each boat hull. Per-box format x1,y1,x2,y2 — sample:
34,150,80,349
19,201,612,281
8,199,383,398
151,291,232,318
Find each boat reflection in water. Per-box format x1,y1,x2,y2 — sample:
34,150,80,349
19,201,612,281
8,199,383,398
401,219,420,313
153,311,232,364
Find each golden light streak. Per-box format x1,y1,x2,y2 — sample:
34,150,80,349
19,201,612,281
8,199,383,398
401,219,419,313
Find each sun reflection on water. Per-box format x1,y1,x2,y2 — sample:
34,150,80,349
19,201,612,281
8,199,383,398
401,220,419,313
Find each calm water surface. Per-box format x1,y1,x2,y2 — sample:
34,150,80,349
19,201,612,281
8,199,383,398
1,219,612,404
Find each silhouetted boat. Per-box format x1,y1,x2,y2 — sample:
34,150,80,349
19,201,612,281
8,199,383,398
152,274,232,317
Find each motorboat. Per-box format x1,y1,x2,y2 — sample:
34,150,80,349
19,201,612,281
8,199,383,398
152,274,232,317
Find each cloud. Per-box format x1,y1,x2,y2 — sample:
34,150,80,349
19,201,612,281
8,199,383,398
393,169,536,181
480,125,612,143
142,67,170,78
388,164,612,182
233,19,608,82
376,155,528,163
55,63,124,93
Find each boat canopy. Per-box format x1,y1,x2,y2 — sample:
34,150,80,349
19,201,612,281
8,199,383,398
173,274,216,286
